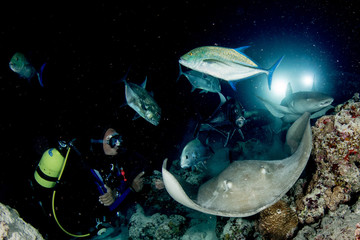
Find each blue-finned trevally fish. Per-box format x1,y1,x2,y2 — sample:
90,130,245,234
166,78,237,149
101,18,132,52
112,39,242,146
9,52,46,87
180,138,214,169
178,64,221,93
124,77,161,126
179,46,284,90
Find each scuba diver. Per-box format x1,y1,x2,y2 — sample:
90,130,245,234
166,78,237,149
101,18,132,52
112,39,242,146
196,97,246,148
33,124,154,238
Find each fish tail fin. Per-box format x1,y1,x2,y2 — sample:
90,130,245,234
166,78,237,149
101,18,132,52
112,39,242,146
267,55,284,90
177,63,183,82
37,63,46,87
228,81,237,91
116,66,132,84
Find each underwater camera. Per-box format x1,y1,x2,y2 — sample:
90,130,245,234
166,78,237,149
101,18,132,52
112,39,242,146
34,148,65,188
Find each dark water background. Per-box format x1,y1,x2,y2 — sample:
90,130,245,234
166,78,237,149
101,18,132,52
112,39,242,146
1,1,360,239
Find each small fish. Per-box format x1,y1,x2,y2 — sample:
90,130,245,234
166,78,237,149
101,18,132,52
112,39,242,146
179,46,283,90
124,77,161,126
178,64,221,93
9,52,46,87
180,138,214,169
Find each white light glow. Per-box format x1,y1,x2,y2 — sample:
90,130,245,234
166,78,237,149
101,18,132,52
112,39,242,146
271,78,288,97
302,74,314,87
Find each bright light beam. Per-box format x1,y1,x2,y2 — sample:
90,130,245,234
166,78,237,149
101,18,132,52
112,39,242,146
302,74,314,87
271,78,288,98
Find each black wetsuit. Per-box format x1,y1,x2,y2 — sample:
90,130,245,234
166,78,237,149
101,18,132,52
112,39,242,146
44,136,148,237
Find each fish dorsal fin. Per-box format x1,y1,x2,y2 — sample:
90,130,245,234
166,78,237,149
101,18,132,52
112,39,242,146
234,46,250,53
286,82,293,97
141,76,147,89
311,75,316,91
132,113,141,120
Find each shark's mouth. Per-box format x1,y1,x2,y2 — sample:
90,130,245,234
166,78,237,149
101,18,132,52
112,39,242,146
320,99,334,106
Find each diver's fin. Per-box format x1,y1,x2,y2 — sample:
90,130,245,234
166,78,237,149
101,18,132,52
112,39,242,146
267,55,284,90
37,63,46,87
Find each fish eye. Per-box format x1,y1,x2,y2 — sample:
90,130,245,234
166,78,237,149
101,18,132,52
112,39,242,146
189,52,193,56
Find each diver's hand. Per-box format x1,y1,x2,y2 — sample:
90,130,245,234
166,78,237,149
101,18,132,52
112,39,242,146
131,171,145,192
99,185,115,206
153,179,165,190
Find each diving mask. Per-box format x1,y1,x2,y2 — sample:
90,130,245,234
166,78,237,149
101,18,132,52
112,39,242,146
106,133,123,148
235,116,246,128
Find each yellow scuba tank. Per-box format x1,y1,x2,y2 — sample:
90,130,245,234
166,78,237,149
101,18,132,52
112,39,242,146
34,148,65,188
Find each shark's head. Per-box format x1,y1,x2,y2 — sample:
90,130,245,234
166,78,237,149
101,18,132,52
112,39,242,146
289,92,334,113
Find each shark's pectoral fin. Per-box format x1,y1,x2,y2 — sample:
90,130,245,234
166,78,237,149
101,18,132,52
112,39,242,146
257,96,290,118
162,159,243,217
310,105,334,119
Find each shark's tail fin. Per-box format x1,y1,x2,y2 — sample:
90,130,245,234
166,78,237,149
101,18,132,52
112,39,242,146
267,55,284,90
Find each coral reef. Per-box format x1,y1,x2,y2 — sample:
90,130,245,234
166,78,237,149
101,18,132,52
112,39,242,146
297,97,360,224
215,217,260,240
181,212,218,240
257,200,298,240
0,202,44,240
294,201,360,239
128,204,186,240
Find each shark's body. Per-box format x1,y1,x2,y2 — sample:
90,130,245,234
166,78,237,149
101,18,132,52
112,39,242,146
258,83,334,122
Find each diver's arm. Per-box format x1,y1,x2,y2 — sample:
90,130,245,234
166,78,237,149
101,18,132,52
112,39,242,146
130,171,145,192
99,185,116,206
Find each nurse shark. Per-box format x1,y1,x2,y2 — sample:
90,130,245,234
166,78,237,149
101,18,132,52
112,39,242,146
258,82,334,122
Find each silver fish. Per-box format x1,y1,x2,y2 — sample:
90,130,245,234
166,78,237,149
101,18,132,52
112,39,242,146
179,46,283,90
124,77,161,126
162,112,312,217
9,52,45,87
258,82,333,122
180,138,214,169
178,65,221,93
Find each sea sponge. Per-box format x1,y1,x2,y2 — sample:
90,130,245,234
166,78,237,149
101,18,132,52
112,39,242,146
258,200,298,240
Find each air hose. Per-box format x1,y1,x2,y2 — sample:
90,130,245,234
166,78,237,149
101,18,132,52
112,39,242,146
51,147,90,238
